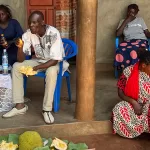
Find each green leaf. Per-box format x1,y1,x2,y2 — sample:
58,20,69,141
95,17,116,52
46,138,53,146
0,135,8,143
68,142,88,150
8,134,19,144
63,140,69,144
34,146,50,150
42,138,47,143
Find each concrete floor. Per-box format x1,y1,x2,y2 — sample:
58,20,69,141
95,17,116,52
64,133,150,150
0,63,119,128
1,63,150,149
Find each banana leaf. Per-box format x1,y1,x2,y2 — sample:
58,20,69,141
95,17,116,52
0,135,8,143
67,142,88,150
8,134,19,144
34,146,50,150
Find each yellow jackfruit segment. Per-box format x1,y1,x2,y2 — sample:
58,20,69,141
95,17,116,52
51,138,67,150
19,66,37,77
0,140,18,150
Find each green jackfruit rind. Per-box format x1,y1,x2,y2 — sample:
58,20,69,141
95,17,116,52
19,131,43,150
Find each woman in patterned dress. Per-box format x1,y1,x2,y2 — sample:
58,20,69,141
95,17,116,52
114,4,150,70
112,49,150,138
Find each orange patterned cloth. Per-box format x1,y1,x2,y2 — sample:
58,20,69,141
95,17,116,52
113,63,150,138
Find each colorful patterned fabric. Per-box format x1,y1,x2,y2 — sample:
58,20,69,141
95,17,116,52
113,64,150,138
114,39,148,69
117,74,127,92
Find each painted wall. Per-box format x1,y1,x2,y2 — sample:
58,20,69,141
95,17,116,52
1,0,150,63
0,0,26,30
96,0,150,63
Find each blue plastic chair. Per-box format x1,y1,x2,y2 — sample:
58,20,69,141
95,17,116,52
24,38,78,112
114,37,120,78
115,37,150,78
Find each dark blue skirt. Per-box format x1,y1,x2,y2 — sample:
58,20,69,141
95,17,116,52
114,39,149,69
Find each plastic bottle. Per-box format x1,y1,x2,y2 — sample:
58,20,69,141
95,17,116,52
2,49,8,75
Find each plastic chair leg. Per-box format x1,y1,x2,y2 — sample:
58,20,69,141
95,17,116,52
53,76,62,113
66,76,71,101
23,76,27,95
53,84,60,113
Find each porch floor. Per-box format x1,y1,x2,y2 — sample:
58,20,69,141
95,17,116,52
0,63,118,128
64,133,150,150
0,63,150,149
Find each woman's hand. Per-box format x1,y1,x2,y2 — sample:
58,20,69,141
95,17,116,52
15,38,24,48
116,14,135,36
118,89,143,115
125,14,135,23
132,101,143,115
0,38,8,48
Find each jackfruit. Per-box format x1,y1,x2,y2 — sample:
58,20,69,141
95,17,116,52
19,131,43,150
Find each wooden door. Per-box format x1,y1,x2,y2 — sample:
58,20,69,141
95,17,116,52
26,0,56,27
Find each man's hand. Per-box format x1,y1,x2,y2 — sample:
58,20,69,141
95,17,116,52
33,66,39,71
132,101,143,115
33,60,58,71
15,38,24,48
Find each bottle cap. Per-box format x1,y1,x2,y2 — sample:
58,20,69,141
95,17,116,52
3,49,6,52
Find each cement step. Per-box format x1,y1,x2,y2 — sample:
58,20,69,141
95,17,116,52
0,121,149,149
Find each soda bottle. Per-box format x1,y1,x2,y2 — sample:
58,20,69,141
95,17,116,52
2,49,8,75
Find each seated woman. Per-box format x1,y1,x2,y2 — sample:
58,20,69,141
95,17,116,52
112,48,150,138
0,4,23,66
114,4,150,70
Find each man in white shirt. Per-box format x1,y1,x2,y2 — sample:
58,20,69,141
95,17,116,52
2,11,69,124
